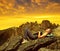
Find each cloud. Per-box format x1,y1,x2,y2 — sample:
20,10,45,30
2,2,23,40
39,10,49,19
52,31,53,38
15,0,24,6
0,0,60,15
49,0,60,3
15,0,32,6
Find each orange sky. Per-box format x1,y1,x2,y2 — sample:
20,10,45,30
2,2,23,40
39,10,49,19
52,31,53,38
0,15,60,30
0,0,60,15
0,0,60,30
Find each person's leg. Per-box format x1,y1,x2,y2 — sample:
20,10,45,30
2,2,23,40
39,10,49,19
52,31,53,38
24,29,29,40
24,29,37,40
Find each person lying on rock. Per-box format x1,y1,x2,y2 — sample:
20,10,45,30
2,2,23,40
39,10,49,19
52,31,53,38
22,28,53,43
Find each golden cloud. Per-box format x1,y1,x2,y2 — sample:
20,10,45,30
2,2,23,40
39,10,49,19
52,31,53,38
0,0,60,15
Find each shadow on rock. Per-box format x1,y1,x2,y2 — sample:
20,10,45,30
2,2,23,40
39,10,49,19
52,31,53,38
17,37,57,51
33,37,57,51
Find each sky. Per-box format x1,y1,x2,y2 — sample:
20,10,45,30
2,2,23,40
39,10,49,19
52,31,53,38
0,0,60,15
0,0,60,30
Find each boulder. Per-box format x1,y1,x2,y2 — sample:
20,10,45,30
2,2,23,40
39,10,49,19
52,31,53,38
38,48,60,51
0,27,23,51
46,37,60,50
0,34,23,51
17,37,57,51
5,35,22,51
53,26,60,37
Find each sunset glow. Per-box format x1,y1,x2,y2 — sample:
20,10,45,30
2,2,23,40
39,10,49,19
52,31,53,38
0,15,60,30
0,0,60,30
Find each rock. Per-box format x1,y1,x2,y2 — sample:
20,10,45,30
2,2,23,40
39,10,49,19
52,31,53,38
17,40,36,51
46,37,60,50
38,48,60,51
0,41,9,51
0,21,60,51
40,20,58,30
53,26,60,37
32,37,57,51
5,35,22,51
0,28,15,51
0,27,23,51
17,37,57,51
0,34,23,51
0,35,23,51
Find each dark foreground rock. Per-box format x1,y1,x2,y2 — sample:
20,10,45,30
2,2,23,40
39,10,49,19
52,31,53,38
0,34,60,51
38,48,60,51
5,35,22,51
0,32,59,51
17,37,57,51
0,27,23,51
0,28,60,51
0,35,22,51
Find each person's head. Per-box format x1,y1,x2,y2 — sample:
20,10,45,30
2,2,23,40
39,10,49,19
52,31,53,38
45,28,52,33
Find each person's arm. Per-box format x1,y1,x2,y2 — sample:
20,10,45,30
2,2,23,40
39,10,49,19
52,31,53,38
40,32,48,38
38,32,48,38
38,28,51,38
38,31,41,38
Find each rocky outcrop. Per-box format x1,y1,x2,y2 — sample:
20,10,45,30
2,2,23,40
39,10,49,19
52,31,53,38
0,35,60,51
0,35,22,51
0,21,60,51
17,37,57,51
40,20,58,30
5,35,22,51
0,28,59,51
53,26,60,37
0,27,23,51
